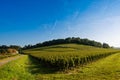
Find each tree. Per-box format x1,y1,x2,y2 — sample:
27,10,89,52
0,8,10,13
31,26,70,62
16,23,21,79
9,45,21,51
22,37,110,49
103,43,110,48
65,37,72,43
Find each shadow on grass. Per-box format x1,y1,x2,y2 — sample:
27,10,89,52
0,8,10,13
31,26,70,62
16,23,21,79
27,55,58,74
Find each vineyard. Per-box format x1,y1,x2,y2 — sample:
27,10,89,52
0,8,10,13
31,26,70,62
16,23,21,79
24,44,119,70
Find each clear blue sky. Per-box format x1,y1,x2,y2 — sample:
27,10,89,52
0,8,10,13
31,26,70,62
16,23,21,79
1,0,120,47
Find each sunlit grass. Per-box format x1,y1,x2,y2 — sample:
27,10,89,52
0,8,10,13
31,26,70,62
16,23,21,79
24,44,119,70
0,44,120,80
0,55,35,80
34,53,120,80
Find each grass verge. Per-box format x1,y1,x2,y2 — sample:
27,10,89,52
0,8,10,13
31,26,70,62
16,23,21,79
0,55,34,80
1,53,120,80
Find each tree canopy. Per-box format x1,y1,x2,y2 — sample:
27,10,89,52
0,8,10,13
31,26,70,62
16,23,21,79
23,37,110,49
0,45,21,54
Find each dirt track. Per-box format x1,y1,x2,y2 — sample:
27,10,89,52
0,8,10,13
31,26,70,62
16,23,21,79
0,55,22,66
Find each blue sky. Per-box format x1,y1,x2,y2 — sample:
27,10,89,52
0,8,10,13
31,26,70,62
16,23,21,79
1,0,120,47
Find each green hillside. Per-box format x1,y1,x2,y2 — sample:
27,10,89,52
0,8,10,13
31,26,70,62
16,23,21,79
24,44,119,70
33,52,120,80
0,44,120,80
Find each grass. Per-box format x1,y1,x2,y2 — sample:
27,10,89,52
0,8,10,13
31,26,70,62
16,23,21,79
34,52,120,80
0,55,35,80
0,53,120,80
0,55,58,80
24,44,119,70
0,44,120,80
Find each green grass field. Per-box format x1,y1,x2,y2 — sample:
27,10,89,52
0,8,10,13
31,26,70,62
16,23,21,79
0,44,120,80
34,52,120,80
0,55,35,80
0,53,120,80
24,44,119,70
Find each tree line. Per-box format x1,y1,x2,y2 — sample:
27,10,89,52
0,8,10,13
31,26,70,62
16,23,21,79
23,37,110,49
0,45,21,54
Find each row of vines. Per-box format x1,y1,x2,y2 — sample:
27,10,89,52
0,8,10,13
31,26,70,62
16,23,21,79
24,44,120,70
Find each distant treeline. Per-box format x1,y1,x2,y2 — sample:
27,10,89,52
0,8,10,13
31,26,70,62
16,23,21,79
0,45,21,54
23,37,110,49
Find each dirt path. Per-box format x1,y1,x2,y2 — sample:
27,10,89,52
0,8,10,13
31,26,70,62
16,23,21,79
0,55,22,66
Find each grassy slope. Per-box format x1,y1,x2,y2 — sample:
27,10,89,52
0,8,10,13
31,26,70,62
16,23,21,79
34,53,120,80
24,44,117,52
0,55,35,80
24,44,118,58
0,53,120,80
23,44,120,80
24,44,119,70
0,44,120,80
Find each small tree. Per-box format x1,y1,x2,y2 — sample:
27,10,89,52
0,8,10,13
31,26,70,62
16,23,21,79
103,43,110,48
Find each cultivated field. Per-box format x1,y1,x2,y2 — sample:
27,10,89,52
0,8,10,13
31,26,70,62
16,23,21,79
24,44,119,70
0,44,120,80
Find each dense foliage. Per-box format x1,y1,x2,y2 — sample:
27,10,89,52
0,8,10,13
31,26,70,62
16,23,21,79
24,44,118,70
23,37,110,50
0,45,21,54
